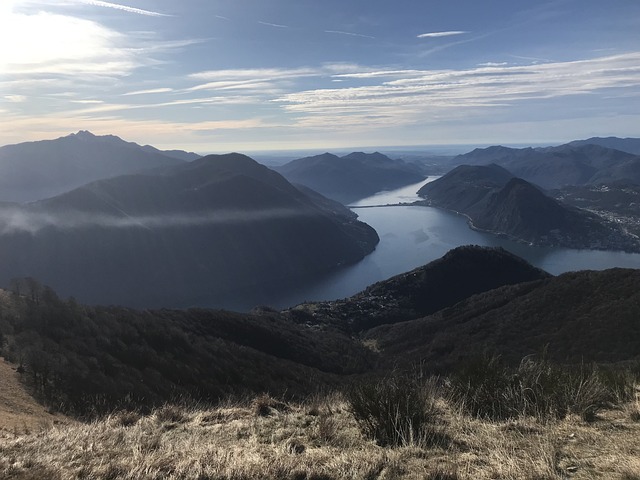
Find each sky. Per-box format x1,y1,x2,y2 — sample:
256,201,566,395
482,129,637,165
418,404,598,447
1,0,639,153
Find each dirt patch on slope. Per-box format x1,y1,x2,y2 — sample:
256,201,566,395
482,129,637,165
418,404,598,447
0,357,70,433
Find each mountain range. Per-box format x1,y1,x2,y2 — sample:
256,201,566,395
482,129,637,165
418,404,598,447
567,136,640,155
0,153,378,308
275,151,426,204
417,164,639,251
0,131,200,202
452,142,640,189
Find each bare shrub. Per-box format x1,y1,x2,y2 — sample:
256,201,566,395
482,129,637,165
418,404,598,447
114,410,141,427
316,413,338,444
154,404,188,424
346,373,447,448
450,354,636,422
426,468,460,480
252,393,290,417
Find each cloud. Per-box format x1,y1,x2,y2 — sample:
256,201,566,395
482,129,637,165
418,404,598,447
122,88,174,96
275,52,640,129
477,62,509,67
186,68,320,94
258,21,289,28
0,9,136,76
65,96,264,115
78,0,170,17
4,95,27,103
0,1,196,79
0,207,312,235
189,68,318,82
508,54,553,64
324,30,375,39
417,31,467,38
332,70,423,79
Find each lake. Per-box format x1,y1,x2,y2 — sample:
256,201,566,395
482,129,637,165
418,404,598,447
218,178,640,311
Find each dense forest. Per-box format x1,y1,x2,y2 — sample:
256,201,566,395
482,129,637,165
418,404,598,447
2,246,639,419
0,279,373,416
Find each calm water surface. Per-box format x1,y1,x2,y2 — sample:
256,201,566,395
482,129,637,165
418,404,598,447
222,178,640,310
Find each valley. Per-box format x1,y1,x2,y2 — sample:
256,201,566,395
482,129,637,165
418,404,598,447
1,133,640,478
4,0,640,476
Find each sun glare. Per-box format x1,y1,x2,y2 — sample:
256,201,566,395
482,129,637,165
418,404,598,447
0,2,127,75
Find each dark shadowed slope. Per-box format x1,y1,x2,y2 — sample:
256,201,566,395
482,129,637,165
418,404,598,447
0,153,378,308
0,285,374,415
418,165,639,251
4,246,640,417
416,164,514,216
0,131,199,202
288,245,550,331
367,267,640,368
276,151,425,203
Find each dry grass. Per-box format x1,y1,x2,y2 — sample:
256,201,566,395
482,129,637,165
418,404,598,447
0,388,639,480
0,358,71,434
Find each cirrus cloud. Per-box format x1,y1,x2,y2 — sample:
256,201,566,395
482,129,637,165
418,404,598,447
417,31,467,38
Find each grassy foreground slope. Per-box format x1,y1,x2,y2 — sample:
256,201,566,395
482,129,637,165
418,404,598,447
0,385,638,479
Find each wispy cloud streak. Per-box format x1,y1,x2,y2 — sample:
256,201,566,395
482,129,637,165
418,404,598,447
417,31,466,38
123,88,174,96
0,208,312,234
78,0,170,17
275,52,640,128
324,30,375,39
258,21,288,28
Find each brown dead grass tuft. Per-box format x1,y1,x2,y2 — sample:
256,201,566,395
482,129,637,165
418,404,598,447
252,393,290,417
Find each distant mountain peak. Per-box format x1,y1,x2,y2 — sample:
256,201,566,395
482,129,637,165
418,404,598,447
69,130,100,140
0,132,197,202
276,150,425,203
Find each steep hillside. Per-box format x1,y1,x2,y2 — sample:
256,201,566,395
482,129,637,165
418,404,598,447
276,151,425,203
416,164,513,215
0,283,374,415
0,131,199,202
568,136,640,155
367,267,640,368
452,143,640,189
288,245,550,331
418,166,639,251
3,246,640,420
0,154,379,308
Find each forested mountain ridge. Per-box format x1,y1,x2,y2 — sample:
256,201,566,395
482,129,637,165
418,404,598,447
276,151,425,203
417,165,640,251
451,142,640,189
288,245,550,331
0,153,379,308
2,246,639,418
567,136,640,155
367,267,640,369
